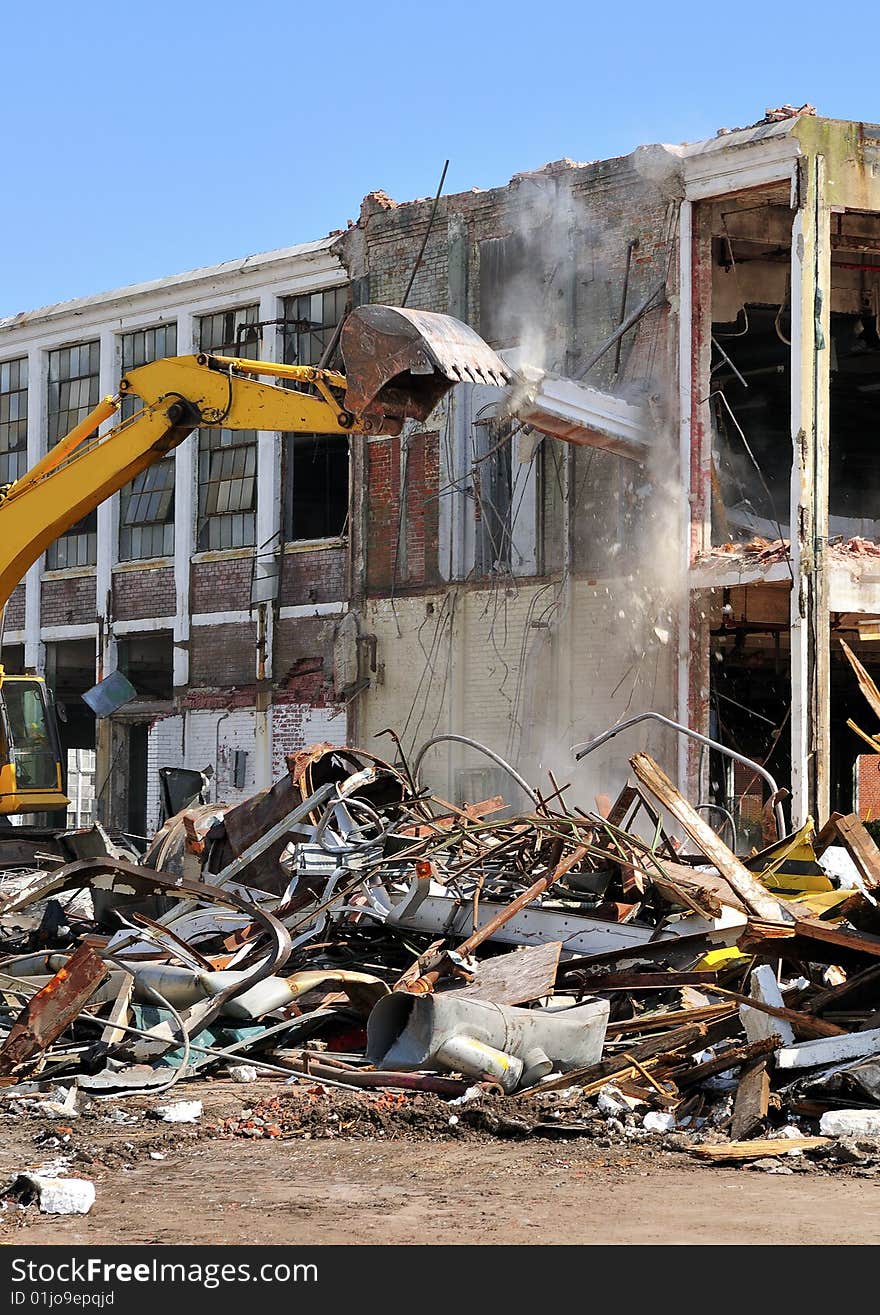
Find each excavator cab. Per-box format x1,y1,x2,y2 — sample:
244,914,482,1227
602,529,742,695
0,672,68,814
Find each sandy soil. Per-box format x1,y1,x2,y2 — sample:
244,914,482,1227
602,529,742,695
2,1078,879,1246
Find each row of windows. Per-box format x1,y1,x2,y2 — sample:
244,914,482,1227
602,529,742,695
0,287,350,566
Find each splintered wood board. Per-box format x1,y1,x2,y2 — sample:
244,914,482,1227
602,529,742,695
445,941,562,1005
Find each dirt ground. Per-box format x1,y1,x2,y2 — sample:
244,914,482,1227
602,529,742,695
2,1077,879,1246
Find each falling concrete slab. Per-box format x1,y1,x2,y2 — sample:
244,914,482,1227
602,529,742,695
509,364,649,462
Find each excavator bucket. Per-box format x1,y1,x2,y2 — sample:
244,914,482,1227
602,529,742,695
340,305,512,428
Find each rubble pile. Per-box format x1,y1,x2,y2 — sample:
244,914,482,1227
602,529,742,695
5,730,880,1211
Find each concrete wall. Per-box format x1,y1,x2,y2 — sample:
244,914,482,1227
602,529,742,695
355,578,676,811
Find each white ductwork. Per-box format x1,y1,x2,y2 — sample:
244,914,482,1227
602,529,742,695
366,993,609,1092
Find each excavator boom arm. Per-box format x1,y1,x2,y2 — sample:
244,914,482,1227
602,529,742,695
0,355,366,616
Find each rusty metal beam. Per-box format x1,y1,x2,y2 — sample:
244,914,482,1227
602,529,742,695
0,943,108,1074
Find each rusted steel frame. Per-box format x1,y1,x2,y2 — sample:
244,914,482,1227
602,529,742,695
0,858,291,1037
0,943,108,1074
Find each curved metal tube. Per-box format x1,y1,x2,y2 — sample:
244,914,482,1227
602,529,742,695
695,803,737,851
411,734,540,805
571,712,786,839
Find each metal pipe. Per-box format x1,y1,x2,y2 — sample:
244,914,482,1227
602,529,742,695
571,712,787,838
694,803,737,851
412,733,539,805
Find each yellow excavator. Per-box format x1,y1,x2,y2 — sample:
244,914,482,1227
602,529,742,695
0,305,510,818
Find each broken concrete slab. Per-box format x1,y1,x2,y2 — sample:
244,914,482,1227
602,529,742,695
14,1173,95,1215
149,1100,203,1124
819,1109,880,1137
739,964,795,1047
776,1027,880,1071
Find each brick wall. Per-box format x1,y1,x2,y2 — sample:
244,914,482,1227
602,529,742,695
336,154,676,598
279,546,347,607
271,701,346,779
191,558,254,614
113,567,175,621
186,707,259,804
273,617,336,699
146,701,347,827
366,431,439,593
41,574,95,626
5,585,24,631
189,621,257,687
857,754,880,818
145,713,185,834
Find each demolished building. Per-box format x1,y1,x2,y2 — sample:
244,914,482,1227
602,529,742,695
2,109,880,840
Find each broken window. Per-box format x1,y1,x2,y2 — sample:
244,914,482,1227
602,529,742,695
280,288,350,542
280,286,348,374
197,307,260,551
473,416,513,574
710,306,791,545
119,323,177,560
46,342,100,569
284,435,348,541
0,356,27,487
117,632,173,701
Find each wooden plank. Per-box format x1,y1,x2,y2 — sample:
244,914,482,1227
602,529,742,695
840,640,880,723
813,811,845,856
710,985,845,1040
671,1035,779,1087
446,941,561,1006
738,922,878,969
528,1019,721,1096
793,916,880,959
731,1058,770,1140
629,753,790,922
691,1137,830,1162
655,861,747,912
832,814,880,892
100,974,134,1046
604,1003,735,1036
606,786,637,828
582,971,719,992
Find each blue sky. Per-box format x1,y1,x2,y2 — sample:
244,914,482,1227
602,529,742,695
0,0,867,317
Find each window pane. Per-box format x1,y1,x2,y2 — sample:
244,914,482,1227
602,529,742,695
0,355,27,485
46,343,100,568
195,306,259,549
118,323,177,560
